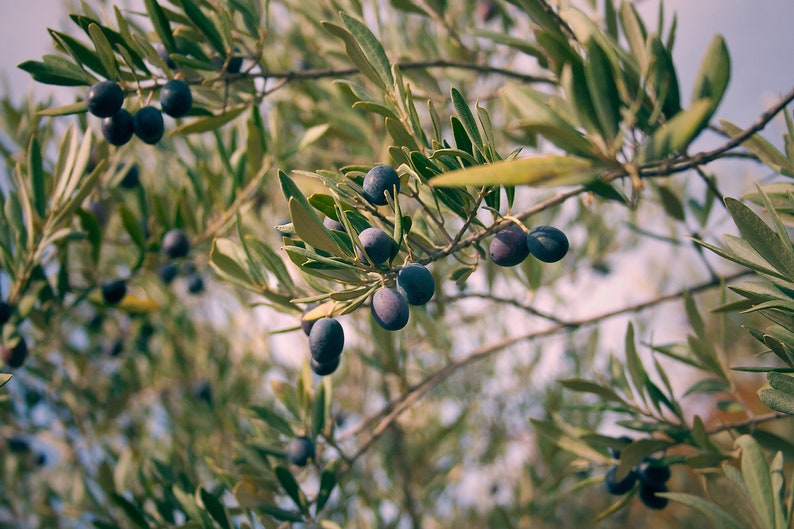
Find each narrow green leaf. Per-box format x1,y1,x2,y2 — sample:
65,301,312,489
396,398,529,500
725,197,794,279
639,98,712,161
768,372,794,394
289,198,344,257
199,488,232,529
625,322,648,405
736,434,776,529
530,419,612,463
470,29,544,60
210,238,255,289
109,493,150,529
171,106,247,135
322,21,387,90
451,87,484,151
144,0,176,51
37,101,88,117
340,12,393,88
87,23,118,79
721,120,794,177
615,439,671,481
691,34,730,117
430,155,598,188
558,378,630,406
315,463,338,514
249,405,295,437
648,35,681,118
705,472,766,529
619,2,647,72
27,136,46,219
275,466,309,514
48,29,109,78
584,39,621,141
759,388,794,415
18,57,95,86
384,118,419,151
502,84,597,159
656,183,685,221
178,0,225,53
661,492,747,529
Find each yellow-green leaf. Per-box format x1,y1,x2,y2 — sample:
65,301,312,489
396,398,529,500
429,155,600,188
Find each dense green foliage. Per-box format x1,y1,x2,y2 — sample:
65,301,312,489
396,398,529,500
3,0,794,527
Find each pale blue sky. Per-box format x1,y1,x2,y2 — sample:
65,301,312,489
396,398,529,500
2,0,792,128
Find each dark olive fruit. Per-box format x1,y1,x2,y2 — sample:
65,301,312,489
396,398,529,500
156,44,177,69
104,339,123,357
160,79,193,118
608,435,634,459
162,229,190,259
101,279,127,305
362,165,400,206
300,304,319,336
638,483,669,510
86,80,124,118
192,379,213,405
2,337,28,368
604,466,638,495
309,318,344,364
285,436,315,467
86,201,109,227
323,216,345,232
118,163,140,189
187,273,204,294
101,108,134,146
526,226,569,263
7,437,30,453
638,460,672,486
371,287,410,331
489,225,529,266
0,301,11,325
397,263,435,306
133,106,165,145
158,262,179,284
359,227,393,265
477,0,499,22
225,48,243,74
311,355,340,376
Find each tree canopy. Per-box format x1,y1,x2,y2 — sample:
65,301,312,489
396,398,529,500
3,0,794,528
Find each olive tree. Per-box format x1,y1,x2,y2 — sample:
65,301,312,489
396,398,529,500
2,0,794,527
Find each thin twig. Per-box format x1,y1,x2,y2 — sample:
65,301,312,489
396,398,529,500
641,84,794,178
434,292,565,324
706,411,791,435
254,59,555,85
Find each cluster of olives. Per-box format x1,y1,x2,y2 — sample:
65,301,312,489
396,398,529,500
100,228,200,309
157,229,205,295
604,442,672,510
489,224,569,266
87,78,192,147
299,165,437,376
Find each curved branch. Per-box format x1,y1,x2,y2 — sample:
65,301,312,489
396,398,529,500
255,59,555,86
641,84,794,178
338,270,753,468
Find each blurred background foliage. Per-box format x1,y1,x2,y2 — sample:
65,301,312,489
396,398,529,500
2,0,794,527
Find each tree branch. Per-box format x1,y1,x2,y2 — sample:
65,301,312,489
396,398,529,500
254,59,555,86
706,411,791,435
338,270,753,468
